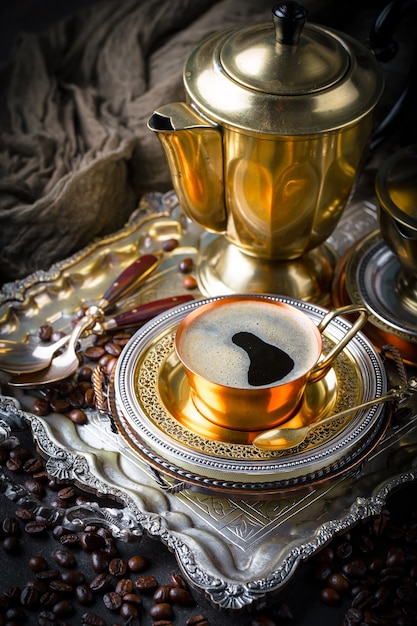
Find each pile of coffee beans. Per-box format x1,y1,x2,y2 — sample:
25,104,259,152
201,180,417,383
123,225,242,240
0,440,211,626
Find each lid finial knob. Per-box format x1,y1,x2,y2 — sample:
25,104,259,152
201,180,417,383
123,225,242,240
273,1,307,45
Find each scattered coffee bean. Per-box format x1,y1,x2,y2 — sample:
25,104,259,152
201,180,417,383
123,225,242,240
75,583,94,606
29,555,48,572
150,602,174,620
182,275,198,289
53,548,76,568
162,238,179,251
134,574,159,592
127,554,149,573
102,590,122,610
178,257,193,273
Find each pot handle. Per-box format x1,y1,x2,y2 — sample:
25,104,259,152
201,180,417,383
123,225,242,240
368,0,417,150
308,304,369,384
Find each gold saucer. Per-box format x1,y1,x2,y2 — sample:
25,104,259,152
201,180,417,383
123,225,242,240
112,296,388,493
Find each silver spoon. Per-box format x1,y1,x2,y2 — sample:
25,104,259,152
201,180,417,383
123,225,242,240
7,295,194,388
253,377,417,451
0,253,162,375
0,334,71,374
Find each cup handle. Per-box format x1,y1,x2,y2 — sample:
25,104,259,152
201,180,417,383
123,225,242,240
308,304,369,383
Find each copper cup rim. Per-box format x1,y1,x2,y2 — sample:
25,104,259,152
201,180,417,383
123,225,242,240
174,295,323,391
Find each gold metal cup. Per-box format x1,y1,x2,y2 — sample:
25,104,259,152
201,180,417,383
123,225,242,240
174,296,368,431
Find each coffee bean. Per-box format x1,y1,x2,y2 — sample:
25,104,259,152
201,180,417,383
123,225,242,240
49,580,73,594
38,325,53,341
38,609,59,625
23,457,44,473
29,555,48,573
68,408,88,424
162,238,179,251
61,570,85,586
32,398,51,416
121,592,142,607
2,535,20,554
20,585,40,607
3,586,21,602
178,257,193,273
186,615,210,625
24,478,45,498
75,584,94,606
153,585,171,603
26,578,48,594
48,395,71,413
103,590,122,610
127,554,149,573
53,549,76,568
119,601,139,619
36,569,60,582
52,599,74,617
104,341,122,357
81,611,106,625
134,574,159,592
341,558,367,581
115,578,133,597
80,532,106,552
59,533,80,547
182,275,198,289
25,520,48,535
78,366,93,382
169,586,195,606
327,572,350,594
84,346,106,360
6,457,22,471
170,572,187,588
89,573,113,593
90,550,110,573
320,587,341,605
108,557,127,577
150,602,174,620
40,590,60,608
57,486,76,500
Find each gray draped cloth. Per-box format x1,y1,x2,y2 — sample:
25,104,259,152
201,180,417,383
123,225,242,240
0,0,412,283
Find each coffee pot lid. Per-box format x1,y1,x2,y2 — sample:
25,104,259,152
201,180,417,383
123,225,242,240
221,3,349,96
184,1,385,134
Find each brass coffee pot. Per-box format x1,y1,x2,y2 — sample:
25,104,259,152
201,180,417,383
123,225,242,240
149,2,385,302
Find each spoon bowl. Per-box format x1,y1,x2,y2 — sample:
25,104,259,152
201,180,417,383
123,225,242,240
0,334,70,374
7,315,96,388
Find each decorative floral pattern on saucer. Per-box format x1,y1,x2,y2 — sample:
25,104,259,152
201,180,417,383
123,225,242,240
112,295,388,494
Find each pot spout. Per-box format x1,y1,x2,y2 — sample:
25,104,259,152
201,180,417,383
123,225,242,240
148,102,227,232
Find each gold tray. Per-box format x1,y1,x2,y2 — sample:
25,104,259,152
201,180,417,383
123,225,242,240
112,295,389,494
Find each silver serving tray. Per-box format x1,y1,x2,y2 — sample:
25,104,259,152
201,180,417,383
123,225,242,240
1,191,417,611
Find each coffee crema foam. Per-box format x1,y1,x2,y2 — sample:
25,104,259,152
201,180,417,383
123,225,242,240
177,300,319,388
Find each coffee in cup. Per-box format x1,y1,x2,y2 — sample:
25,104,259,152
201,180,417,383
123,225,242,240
176,298,319,389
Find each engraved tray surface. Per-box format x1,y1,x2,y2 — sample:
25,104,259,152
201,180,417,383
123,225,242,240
1,192,417,611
